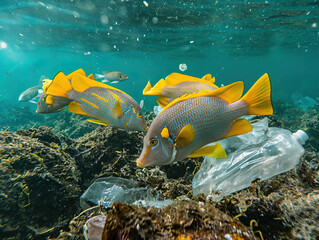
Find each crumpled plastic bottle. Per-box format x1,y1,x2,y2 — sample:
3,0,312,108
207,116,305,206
80,177,159,209
192,117,309,201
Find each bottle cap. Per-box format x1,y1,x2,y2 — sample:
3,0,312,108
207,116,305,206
292,130,309,145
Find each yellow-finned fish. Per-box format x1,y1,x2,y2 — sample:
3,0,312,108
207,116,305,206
36,69,95,114
46,71,147,131
143,72,218,107
137,73,273,167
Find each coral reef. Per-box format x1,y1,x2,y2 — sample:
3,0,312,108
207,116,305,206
0,100,318,239
0,127,81,239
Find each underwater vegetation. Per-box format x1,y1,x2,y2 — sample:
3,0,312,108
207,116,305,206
0,100,318,239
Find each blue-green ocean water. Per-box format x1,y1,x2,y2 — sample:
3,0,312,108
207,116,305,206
0,0,318,118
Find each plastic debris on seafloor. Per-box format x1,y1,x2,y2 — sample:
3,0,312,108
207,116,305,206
83,214,106,240
192,117,309,201
80,177,160,209
292,93,318,111
153,105,163,115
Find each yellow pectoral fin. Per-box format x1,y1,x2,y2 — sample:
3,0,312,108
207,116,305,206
189,143,227,158
156,96,169,107
66,69,86,80
112,101,124,119
143,81,152,95
161,127,169,138
175,124,195,148
241,73,273,115
222,119,252,140
87,119,109,126
45,95,54,105
68,101,92,117
87,73,95,80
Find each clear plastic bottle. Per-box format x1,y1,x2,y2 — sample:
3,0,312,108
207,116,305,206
192,118,309,201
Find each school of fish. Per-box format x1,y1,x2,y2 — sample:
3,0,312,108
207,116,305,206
28,69,273,167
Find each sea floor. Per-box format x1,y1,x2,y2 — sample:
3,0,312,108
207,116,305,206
0,100,318,239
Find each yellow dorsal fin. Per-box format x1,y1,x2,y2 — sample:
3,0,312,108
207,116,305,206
156,96,169,107
188,142,227,158
87,119,110,126
88,73,95,80
67,101,92,117
46,72,72,98
45,95,54,105
161,81,244,113
175,124,195,148
143,81,152,95
66,69,86,79
201,74,214,82
161,127,169,138
222,119,252,140
71,73,130,97
241,73,273,115
112,101,124,119
42,79,52,92
165,72,217,87
143,79,166,95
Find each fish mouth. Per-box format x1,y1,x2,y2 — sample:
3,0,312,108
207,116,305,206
136,159,144,168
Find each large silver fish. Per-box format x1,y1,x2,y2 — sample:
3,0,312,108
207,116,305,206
46,72,147,131
137,73,273,167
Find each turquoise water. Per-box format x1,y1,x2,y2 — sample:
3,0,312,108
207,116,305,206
0,0,318,111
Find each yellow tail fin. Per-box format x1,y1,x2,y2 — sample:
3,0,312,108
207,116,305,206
241,73,273,115
46,72,72,98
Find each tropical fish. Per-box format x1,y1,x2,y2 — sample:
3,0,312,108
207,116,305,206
95,71,128,84
143,72,218,107
18,75,49,103
137,73,273,167
36,69,95,114
46,72,147,131
18,86,43,103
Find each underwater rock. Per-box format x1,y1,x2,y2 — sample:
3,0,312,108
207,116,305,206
0,128,81,239
102,202,257,240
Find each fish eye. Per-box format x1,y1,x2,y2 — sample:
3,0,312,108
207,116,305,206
149,138,158,146
136,112,141,118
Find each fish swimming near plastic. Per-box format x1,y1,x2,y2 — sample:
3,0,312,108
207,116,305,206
137,73,273,167
143,72,218,107
46,72,147,131
36,69,95,113
95,71,128,84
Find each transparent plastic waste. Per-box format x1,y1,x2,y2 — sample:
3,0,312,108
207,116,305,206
80,177,159,209
153,105,163,115
192,118,309,201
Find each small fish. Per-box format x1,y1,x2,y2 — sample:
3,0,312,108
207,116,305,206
143,73,218,107
46,72,147,131
137,73,273,167
18,86,43,103
36,69,94,113
18,75,51,103
95,71,128,84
